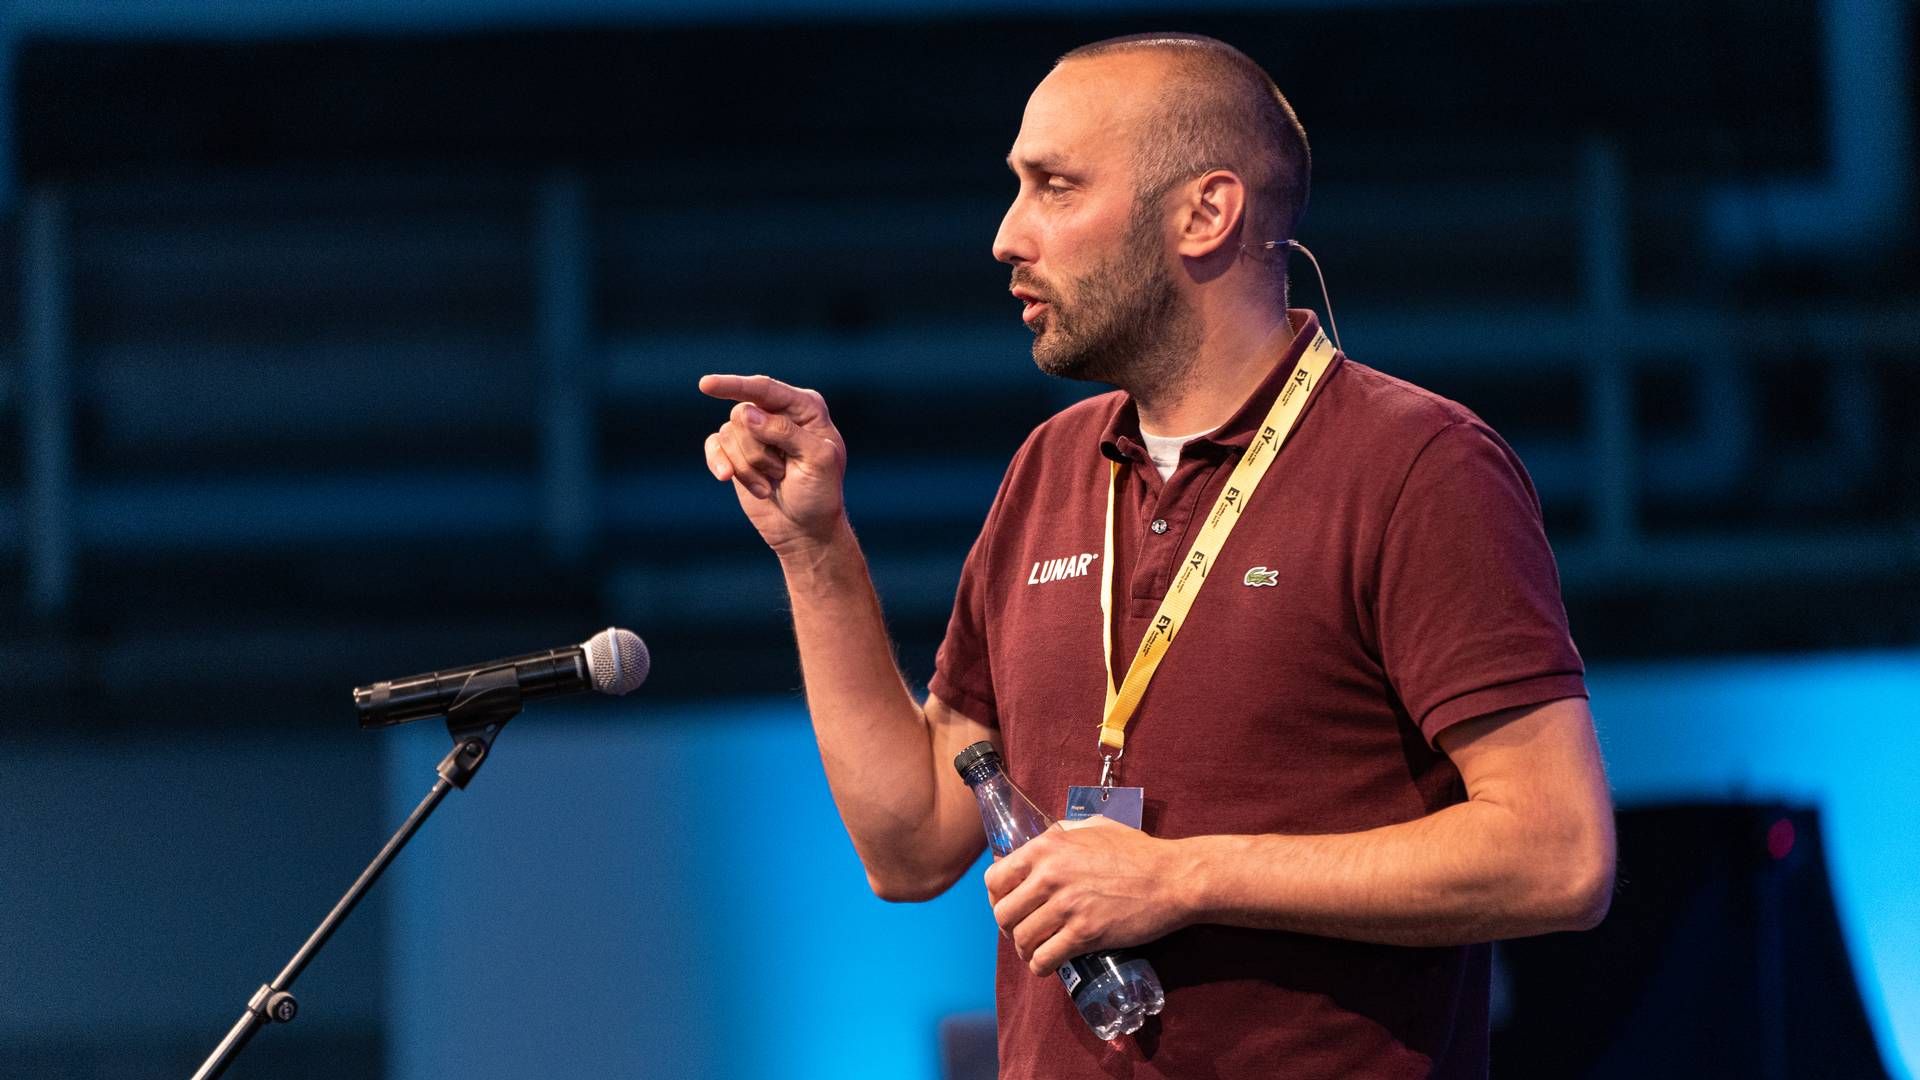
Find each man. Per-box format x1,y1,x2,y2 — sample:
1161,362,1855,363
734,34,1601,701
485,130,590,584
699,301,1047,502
699,33,1613,1079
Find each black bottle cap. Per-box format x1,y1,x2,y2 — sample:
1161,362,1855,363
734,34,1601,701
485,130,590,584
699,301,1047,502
953,741,1001,777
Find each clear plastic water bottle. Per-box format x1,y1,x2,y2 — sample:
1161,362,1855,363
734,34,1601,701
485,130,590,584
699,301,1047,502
953,741,1166,1040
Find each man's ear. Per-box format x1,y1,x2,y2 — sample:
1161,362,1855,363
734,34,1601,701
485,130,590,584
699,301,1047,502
1173,169,1248,259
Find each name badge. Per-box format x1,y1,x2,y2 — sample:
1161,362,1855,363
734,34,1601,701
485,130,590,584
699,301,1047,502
1065,785,1144,830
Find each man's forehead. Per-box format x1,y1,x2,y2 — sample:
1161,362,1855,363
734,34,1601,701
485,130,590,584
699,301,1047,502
1007,54,1166,172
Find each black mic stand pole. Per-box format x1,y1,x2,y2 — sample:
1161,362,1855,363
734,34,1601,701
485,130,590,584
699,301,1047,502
190,668,525,1080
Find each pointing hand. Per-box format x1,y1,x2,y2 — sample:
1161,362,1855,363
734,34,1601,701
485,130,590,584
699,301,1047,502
698,374,849,557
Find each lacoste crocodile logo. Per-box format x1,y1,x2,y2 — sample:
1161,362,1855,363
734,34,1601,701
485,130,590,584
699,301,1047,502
1243,566,1279,587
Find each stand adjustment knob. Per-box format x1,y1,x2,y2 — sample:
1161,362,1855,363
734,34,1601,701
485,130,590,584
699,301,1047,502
265,991,299,1024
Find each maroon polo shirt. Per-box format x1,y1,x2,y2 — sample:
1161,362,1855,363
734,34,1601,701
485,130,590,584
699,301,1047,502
929,311,1586,1079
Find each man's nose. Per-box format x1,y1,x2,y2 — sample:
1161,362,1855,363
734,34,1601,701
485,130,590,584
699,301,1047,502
992,198,1032,266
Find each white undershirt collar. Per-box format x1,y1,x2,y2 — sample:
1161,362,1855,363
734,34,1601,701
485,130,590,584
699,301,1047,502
1138,429,1210,482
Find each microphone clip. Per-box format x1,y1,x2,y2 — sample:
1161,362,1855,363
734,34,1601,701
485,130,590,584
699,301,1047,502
438,666,524,789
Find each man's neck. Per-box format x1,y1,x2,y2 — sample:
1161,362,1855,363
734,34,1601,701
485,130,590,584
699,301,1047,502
1133,307,1296,437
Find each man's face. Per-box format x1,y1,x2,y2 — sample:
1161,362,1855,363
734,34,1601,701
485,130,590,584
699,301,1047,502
993,56,1185,386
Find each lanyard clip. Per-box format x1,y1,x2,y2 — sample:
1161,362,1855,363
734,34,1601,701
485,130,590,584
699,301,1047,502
1098,750,1122,796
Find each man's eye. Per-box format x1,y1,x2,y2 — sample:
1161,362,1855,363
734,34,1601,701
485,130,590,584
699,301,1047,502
1043,181,1072,197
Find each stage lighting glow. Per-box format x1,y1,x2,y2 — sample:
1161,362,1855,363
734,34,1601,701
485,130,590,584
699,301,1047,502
1768,817,1797,861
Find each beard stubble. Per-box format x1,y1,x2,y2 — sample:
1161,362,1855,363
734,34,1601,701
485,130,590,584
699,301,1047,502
1018,198,1200,405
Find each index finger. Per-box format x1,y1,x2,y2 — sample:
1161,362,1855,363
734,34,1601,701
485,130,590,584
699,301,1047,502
983,838,1038,904
990,871,1055,939
698,374,823,423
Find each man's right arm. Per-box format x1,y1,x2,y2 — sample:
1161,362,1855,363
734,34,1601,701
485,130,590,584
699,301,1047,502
699,374,991,901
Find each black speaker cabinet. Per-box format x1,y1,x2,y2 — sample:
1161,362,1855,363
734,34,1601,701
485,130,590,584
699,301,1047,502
1492,802,1891,1079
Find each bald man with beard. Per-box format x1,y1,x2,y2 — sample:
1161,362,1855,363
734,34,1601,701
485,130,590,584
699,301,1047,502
701,33,1613,1079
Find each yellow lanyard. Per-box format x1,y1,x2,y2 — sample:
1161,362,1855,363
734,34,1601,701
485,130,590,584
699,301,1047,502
1098,328,1338,762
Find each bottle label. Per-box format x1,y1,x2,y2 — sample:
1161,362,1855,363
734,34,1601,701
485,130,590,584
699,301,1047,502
1058,951,1129,999
1057,962,1082,995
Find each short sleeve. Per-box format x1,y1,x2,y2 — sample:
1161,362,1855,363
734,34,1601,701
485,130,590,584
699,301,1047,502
929,441,1033,727
929,533,998,725
1376,421,1587,745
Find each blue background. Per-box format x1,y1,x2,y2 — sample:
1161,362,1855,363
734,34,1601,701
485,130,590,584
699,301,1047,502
0,0,1913,1076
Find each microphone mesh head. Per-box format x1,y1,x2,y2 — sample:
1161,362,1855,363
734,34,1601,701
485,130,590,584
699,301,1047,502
583,627,649,696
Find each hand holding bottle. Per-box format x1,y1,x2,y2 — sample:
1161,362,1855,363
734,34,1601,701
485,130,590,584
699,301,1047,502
955,743,1166,1040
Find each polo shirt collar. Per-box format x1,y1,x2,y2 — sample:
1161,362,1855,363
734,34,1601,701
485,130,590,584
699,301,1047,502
1099,308,1336,465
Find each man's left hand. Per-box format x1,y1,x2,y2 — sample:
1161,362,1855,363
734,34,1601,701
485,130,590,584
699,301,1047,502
984,816,1195,976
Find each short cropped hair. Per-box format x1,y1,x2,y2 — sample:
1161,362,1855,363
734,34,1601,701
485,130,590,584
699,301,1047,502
1059,33,1312,244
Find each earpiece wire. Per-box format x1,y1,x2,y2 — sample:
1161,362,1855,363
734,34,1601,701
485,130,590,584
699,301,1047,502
1263,239,1343,354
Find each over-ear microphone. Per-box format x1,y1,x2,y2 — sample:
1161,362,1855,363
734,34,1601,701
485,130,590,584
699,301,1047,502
1245,238,1344,353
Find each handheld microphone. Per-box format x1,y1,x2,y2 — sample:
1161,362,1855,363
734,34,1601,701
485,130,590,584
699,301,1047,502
353,627,649,728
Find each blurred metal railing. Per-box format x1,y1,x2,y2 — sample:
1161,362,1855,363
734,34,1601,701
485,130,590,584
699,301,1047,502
3,146,1917,633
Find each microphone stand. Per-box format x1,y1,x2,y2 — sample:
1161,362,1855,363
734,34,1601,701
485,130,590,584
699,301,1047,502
189,668,525,1080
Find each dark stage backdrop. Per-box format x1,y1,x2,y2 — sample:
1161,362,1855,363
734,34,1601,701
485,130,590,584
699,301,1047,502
0,2,1913,1077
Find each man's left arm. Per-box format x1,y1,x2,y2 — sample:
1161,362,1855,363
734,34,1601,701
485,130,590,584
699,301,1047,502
986,696,1613,975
